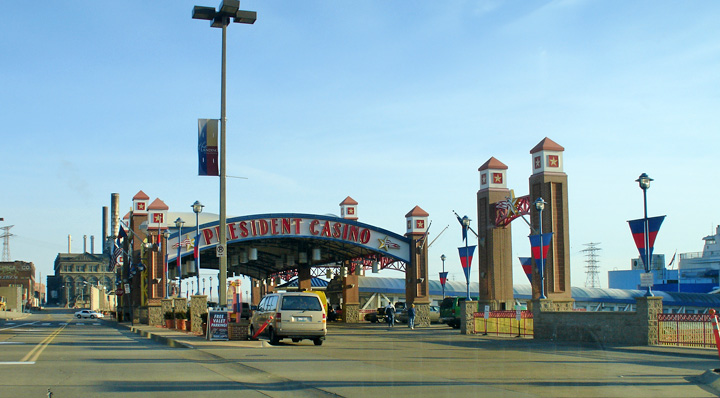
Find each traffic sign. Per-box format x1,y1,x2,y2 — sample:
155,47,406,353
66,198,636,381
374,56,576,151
216,244,226,257
116,288,124,296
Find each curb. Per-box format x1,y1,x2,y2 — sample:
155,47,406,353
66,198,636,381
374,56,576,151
688,369,720,396
116,322,193,349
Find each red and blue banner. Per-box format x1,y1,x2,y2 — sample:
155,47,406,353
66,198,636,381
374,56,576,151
439,271,448,287
528,233,553,271
458,245,476,282
628,216,665,268
519,257,532,282
198,119,219,176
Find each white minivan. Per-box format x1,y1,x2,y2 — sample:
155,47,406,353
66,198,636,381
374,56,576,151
250,292,327,345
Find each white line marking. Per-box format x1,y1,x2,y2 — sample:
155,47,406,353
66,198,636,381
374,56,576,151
0,342,25,345
0,362,35,365
0,322,38,332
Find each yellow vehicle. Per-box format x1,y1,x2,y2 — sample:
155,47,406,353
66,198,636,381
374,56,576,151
0,296,6,311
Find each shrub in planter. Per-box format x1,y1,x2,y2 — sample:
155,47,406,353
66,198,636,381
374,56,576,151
164,311,175,328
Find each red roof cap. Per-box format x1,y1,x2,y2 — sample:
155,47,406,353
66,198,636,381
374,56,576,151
478,157,508,171
133,190,150,200
530,137,564,154
340,196,358,206
405,205,429,218
147,198,169,210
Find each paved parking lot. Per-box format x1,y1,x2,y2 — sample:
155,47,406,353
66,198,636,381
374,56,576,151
122,321,720,397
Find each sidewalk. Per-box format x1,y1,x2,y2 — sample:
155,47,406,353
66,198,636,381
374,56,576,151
115,321,270,349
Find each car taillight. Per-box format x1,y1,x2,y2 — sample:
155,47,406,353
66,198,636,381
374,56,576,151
452,309,455,315
322,313,326,323
275,313,281,322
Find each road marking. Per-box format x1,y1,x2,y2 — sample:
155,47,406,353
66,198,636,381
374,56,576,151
0,342,25,345
5,322,16,325
41,323,51,326
20,324,67,363
0,362,34,365
0,322,38,332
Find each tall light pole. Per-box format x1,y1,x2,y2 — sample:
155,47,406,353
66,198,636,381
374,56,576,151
193,0,256,310
534,197,547,299
202,277,206,295
192,200,204,295
637,173,654,297
163,229,170,298
440,254,446,299
209,276,213,303
175,217,185,298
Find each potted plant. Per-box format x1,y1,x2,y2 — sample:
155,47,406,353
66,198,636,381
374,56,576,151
164,311,175,329
185,310,192,332
175,311,187,330
201,313,208,336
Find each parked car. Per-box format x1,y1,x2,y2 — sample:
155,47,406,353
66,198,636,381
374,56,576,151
75,309,104,319
439,297,477,328
396,305,440,324
249,292,326,345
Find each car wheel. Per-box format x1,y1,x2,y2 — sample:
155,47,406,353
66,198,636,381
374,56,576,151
76,314,81,319
269,328,280,345
313,338,323,346
90,315,96,319
452,320,461,329
292,338,301,343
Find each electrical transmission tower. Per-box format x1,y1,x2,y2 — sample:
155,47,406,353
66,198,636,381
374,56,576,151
1,225,14,261
581,242,601,288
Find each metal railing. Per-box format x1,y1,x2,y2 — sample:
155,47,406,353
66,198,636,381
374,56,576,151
473,310,534,337
657,313,715,347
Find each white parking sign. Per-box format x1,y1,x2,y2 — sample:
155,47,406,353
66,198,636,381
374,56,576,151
216,244,226,257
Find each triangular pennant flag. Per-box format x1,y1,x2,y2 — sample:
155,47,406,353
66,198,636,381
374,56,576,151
528,233,553,271
458,245,476,282
439,272,448,286
519,257,532,283
628,215,665,268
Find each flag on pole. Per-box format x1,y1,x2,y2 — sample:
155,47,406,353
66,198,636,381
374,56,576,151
528,233,553,271
198,119,219,176
109,226,127,272
458,245,476,282
628,216,665,269
519,257,532,282
439,271,448,287
456,213,468,242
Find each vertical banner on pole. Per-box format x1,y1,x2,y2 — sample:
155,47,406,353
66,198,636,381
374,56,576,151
198,119,219,176
627,216,665,268
518,257,532,283
458,246,476,282
439,272,448,287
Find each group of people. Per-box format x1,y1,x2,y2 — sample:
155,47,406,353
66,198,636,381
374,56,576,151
384,302,416,329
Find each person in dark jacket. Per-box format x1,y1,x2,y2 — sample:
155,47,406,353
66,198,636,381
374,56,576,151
407,304,416,330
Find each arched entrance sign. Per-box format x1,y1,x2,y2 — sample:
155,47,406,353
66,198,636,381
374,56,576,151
168,213,411,280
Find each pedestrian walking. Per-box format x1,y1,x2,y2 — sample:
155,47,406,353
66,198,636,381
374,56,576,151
385,302,396,327
407,304,416,330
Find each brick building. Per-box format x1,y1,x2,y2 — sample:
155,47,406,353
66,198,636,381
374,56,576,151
0,261,37,308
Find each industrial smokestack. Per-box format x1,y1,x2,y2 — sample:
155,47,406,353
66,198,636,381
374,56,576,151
68,235,72,253
83,235,87,253
102,206,108,255
91,236,95,254
111,193,119,240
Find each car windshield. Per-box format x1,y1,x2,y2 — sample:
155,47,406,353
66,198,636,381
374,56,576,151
281,296,322,311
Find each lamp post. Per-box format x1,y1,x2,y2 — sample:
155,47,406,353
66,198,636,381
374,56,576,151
636,173,654,297
202,277,206,295
163,229,170,298
534,197,547,299
440,254,447,299
193,0,256,310
209,276,213,303
192,200,204,295
175,217,185,298
461,216,471,300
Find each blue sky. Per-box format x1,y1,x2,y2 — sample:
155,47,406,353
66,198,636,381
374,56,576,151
2,1,720,291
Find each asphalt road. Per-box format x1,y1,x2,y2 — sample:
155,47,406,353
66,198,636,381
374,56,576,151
1,308,719,397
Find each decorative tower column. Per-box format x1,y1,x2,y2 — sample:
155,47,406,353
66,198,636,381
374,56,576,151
340,196,358,221
529,138,572,302
130,191,150,319
147,198,169,300
405,206,431,327
477,157,514,310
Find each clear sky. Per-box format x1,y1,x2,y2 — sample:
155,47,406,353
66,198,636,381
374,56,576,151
2,1,720,291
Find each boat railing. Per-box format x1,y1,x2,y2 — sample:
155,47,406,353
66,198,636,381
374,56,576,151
680,251,720,260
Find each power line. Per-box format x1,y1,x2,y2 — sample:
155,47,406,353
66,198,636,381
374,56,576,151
1,225,14,261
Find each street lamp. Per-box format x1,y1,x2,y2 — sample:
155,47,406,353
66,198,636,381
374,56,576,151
461,216,471,300
192,200,204,295
636,173,654,297
202,277,206,295
175,217,185,298
193,0,256,311
163,229,170,298
209,276,213,303
440,254,447,299
534,197,547,299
